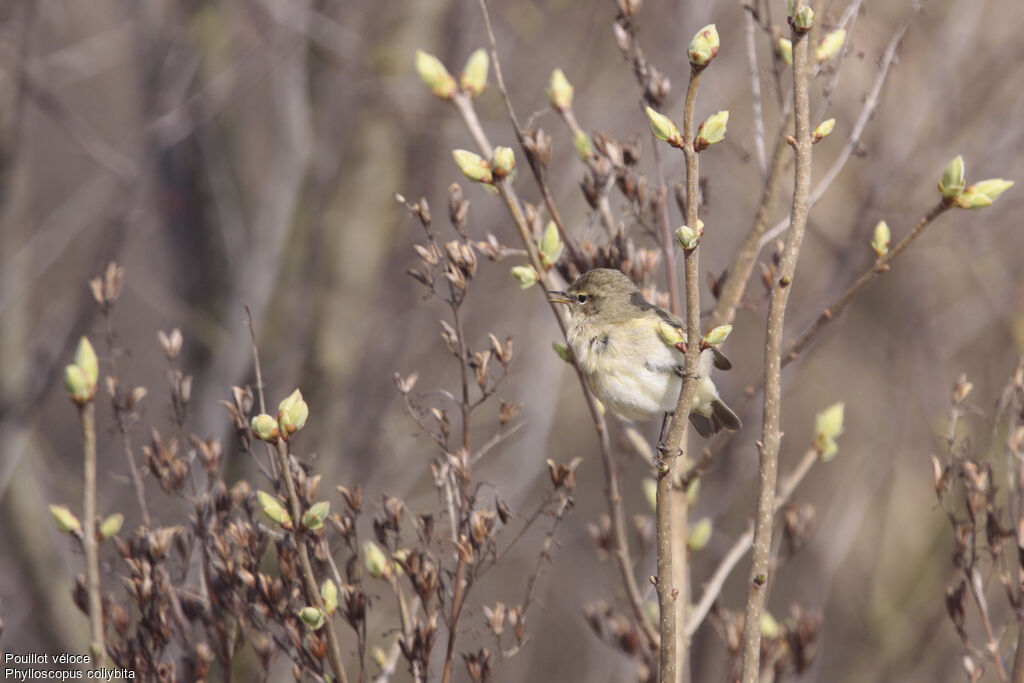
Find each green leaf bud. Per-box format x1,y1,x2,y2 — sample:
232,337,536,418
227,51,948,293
491,146,516,178
939,155,966,199
695,110,728,151
257,490,293,529
510,265,539,289
251,413,280,443
298,606,325,630
871,220,890,258
460,49,489,97
687,24,720,68
816,29,846,62
687,517,713,551
547,69,574,111
646,107,681,146
416,50,457,99
278,389,309,436
452,149,494,184
777,38,793,65
302,501,331,531
49,504,82,535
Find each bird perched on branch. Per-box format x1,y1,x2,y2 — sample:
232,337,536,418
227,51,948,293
549,268,741,437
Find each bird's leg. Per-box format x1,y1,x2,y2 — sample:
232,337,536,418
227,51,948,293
657,412,672,454
674,364,697,379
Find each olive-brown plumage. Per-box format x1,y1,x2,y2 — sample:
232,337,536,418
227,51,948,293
550,268,740,436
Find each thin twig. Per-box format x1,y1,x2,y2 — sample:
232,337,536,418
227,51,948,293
744,9,767,176
656,62,706,683
758,18,910,249
454,8,660,648
740,9,813,680
79,401,106,666
273,439,349,683
100,305,151,526
686,448,817,637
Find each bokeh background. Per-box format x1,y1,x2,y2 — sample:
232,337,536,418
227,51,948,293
1,0,1023,680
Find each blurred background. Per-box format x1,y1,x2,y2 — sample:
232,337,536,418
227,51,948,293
1,0,1023,680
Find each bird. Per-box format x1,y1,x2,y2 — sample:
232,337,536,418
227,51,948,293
549,268,741,437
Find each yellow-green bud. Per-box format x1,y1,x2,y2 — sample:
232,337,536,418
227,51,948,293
574,130,594,160
816,29,846,62
510,265,539,289
302,501,331,531
64,364,95,405
687,517,713,551
363,540,391,580
460,48,489,97
956,178,1014,209
695,110,729,151
939,155,966,199
675,224,699,250
687,24,720,68
298,606,325,630
552,341,573,363
453,149,493,184
98,513,124,540
491,146,516,178
49,504,82,535
792,6,814,32
812,118,835,142
278,389,309,436
814,402,845,461
321,579,338,615
257,490,293,529
657,320,686,346
702,324,733,347
646,107,681,146
251,413,280,442
871,220,890,258
686,478,700,507
642,478,657,512
778,38,793,65
547,69,574,111
416,50,456,99
74,337,99,387
538,221,563,269
761,611,781,638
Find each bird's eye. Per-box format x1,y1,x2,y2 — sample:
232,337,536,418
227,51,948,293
576,294,588,304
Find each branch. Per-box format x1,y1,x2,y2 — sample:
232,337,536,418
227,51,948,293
757,17,909,250
656,61,706,683
79,401,105,667
273,439,349,683
740,7,813,680
686,448,817,637
451,9,660,648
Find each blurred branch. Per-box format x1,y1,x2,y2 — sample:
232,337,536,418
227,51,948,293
741,6,813,679
79,400,105,666
461,1,660,650
758,16,910,249
273,438,349,683
781,198,951,368
18,68,136,181
744,8,767,176
657,57,707,683
686,447,818,638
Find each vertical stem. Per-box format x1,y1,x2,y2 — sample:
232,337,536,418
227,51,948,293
274,439,349,683
740,9,813,682
80,401,105,666
657,64,704,683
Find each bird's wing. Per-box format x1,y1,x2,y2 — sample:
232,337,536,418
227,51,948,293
629,290,734,372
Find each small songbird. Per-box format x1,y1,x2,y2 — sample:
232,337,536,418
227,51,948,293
549,268,741,437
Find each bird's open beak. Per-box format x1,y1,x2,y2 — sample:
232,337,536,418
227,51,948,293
547,290,572,304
